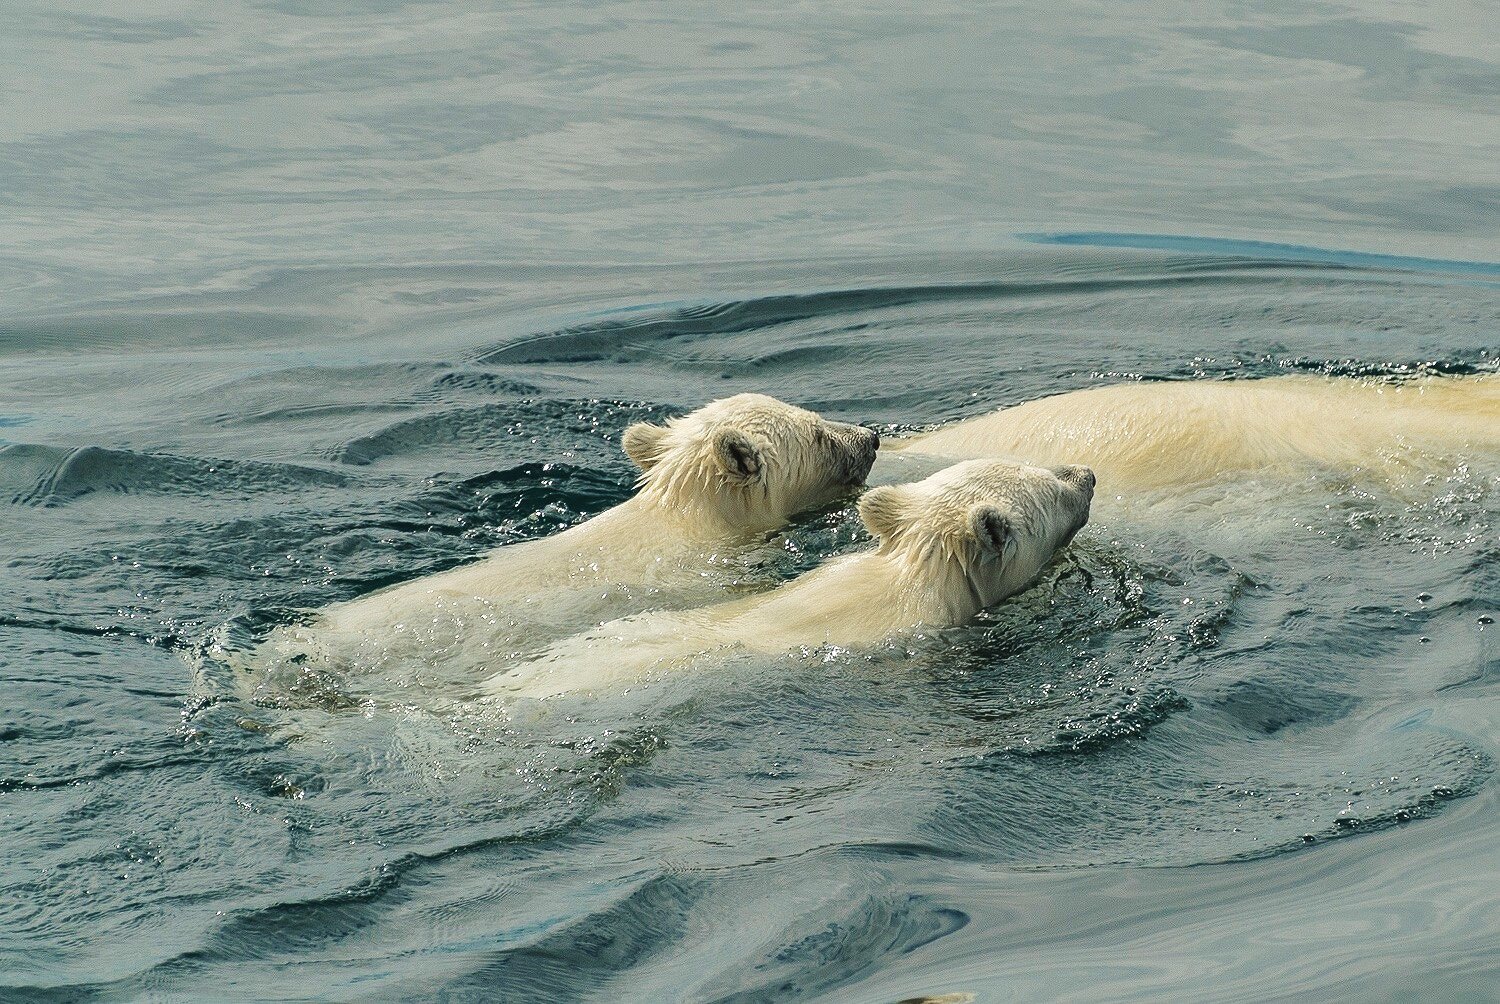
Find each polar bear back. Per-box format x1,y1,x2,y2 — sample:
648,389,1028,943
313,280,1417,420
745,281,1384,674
897,375,1499,491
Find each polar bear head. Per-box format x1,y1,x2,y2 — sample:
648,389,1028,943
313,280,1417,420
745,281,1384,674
857,459,1094,621
621,393,880,534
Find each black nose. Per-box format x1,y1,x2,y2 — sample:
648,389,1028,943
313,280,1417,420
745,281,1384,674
1054,464,1095,490
864,427,880,450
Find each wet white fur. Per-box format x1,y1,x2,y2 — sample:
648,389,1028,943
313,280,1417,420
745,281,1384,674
882,374,1500,494
482,459,1094,700
259,394,878,666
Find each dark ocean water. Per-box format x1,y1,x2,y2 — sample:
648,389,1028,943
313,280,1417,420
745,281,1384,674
3,3,1499,1001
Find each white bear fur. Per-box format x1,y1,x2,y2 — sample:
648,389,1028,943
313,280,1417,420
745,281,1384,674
883,374,1499,494
256,394,878,671
482,458,1094,700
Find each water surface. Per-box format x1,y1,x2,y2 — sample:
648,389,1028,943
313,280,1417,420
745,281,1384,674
2,2,1498,1000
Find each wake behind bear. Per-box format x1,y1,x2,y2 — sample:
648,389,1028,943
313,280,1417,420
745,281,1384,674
481,459,1094,700
246,394,878,690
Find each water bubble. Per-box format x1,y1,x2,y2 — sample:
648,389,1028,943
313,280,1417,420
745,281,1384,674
1478,615,1494,626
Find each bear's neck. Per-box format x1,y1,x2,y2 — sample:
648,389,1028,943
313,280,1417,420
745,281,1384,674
550,495,764,569
623,487,774,543
722,550,984,650
879,549,990,626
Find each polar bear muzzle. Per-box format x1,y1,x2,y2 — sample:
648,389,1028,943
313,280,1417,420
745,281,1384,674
816,419,879,488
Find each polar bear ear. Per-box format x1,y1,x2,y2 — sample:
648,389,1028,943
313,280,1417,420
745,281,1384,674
712,428,763,484
622,422,671,471
968,505,1019,564
857,484,913,542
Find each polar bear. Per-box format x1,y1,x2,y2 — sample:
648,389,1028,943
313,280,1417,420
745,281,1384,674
252,394,879,677
881,374,1500,494
481,458,1094,700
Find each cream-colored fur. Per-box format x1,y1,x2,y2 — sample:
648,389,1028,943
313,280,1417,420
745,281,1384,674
482,459,1094,700
883,374,1500,493
254,394,879,671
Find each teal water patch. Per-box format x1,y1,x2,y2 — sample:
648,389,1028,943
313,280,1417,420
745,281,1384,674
1022,232,1500,279
0,415,29,446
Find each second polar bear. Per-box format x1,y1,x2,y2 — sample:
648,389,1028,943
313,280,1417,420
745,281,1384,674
253,394,879,675
482,458,1094,700
883,374,1500,494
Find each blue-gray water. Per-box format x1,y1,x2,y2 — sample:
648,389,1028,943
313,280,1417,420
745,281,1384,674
3,3,1498,1000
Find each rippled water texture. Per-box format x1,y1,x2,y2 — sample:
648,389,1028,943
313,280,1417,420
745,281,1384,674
3,2,1499,1001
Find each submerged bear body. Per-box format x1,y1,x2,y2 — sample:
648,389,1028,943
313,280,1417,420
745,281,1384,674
483,459,1094,700
886,374,1499,493
248,394,878,681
